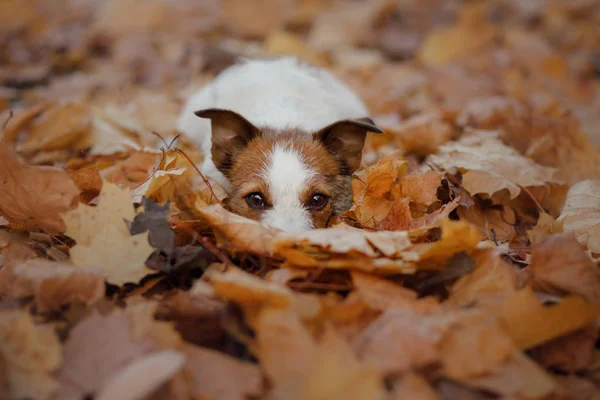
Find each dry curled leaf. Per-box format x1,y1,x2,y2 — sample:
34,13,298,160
555,180,600,254
183,344,262,400
530,233,600,304
0,148,79,233
0,258,105,311
429,131,557,199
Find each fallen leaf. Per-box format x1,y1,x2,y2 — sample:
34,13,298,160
255,308,316,400
410,219,482,270
529,233,600,304
350,271,418,310
388,112,454,157
354,307,454,374
440,310,515,379
428,131,557,199
500,287,600,350
70,223,154,285
447,249,517,314
68,166,103,203
0,309,62,400
0,148,79,233
206,266,294,311
195,204,278,255
555,180,600,254
0,258,105,311
184,344,262,400
61,180,135,246
56,305,180,400
95,350,185,400
400,170,442,206
16,101,90,154
418,4,495,65
464,351,557,399
299,326,386,400
391,373,441,400
531,324,598,372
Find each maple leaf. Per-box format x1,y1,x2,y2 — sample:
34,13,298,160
128,197,214,273
61,180,154,284
428,131,557,199
0,310,62,400
69,224,154,285
0,148,80,233
555,180,600,254
255,308,386,400
61,180,135,245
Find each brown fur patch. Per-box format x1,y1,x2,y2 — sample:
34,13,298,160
224,128,352,228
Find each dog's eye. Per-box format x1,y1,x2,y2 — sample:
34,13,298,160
307,193,328,210
245,192,267,209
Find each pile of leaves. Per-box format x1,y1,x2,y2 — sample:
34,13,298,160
1,0,600,399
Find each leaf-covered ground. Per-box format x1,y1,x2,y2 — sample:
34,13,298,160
1,1,600,399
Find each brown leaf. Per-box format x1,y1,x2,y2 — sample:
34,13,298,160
0,258,105,311
183,344,262,400
391,373,441,400
350,271,418,310
0,148,79,233
530,234,600,304
16,102,90,154
447,249,517,315
464,351,557,399
56,304,181,400
195,204,278,255
400,170,442,206
428,131,557,199
531,324,598,372
68,166,103,203
206,266,294,310
440,310,515,380
500,287,600,350
354,307,454,374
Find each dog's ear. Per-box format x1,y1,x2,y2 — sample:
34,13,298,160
195,109,260,174
313,117,383,174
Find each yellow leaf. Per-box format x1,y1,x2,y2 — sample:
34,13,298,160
412,219,482,270
70,224,154,285
62,180,135,246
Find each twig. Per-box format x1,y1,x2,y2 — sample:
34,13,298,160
176,148,221,206
2,110,13,131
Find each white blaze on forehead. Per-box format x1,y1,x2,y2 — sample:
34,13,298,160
260,144,315,232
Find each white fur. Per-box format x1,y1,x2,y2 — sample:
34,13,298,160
260,145,315,232
177,57,370,231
